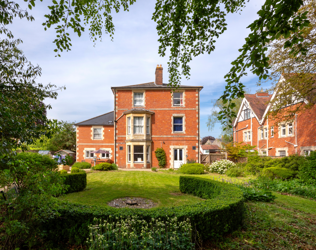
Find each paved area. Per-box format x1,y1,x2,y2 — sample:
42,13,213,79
118,168,152,171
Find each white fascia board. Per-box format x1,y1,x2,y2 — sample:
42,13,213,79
233,98,260,127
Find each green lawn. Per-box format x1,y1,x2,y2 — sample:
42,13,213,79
59,171,205,207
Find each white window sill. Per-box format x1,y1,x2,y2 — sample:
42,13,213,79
172,131,184,134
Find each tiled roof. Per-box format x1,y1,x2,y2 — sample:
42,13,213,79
75,111,114,126
244,94,272,120
111,82,203,89
201,145,220,150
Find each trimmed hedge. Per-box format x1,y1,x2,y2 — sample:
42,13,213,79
41,176,244,247
61,172,87,194
72,162,91,169
179,163,204,174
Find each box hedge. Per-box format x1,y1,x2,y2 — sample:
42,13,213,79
40,176,244,247
60,172,87,194
72,162,91,169
179,163,204,174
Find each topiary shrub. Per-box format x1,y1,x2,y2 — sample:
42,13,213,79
59,169,68,174
40,176,244,247
226,167,244,177
72,162,91,169
61,172,87,194
155,147,166,168
179,163,204,174
71,167,79,173
262,167,296,180
209,159,236,174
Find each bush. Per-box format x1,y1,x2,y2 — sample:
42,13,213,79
71,167,79,173
61,172,87,194
262,167,296,180
209,159,236,174
179,163,204,174
111,163,118,170
226,167,244,177
155,147,167,168
59,169,68,174
40,176,244,247
15,152,57,170
151,167,157,172
237,185,276,202
88,217,194,249
72,162,91,169
298,151,316,184
187,158,196,163
93,163,113,171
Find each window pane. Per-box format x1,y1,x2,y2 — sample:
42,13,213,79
173,117,183,132
134,145,144,162
147,146,150,162
174,149,178,160
244,132,247,141
134,93,144,106
90,152,94,157
248,131,251,140
146,117,150,134
279,150,286,156
288,123,293,135
127,117,131,134
93,128,102,139
173,99,181,106
134,117,143,134
179,149,183,161
174,117,183,124
86,151,89,157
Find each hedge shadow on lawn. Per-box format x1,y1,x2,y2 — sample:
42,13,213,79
42,176,245,247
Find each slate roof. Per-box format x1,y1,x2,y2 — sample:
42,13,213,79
244,94,272,120
75,111,114,126
111,82,203,90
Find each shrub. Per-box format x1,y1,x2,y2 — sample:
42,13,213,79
71,167,79,173
111,163,118,170
155,147,167,168
237,185,276,202
88,217,194,249
151,167,157,172
226,167,244,177
59,169,68,174
298,151,316,184
15,152,57,170
72,162,91,169
40,176,244,247
179,163,204,174
187,158,196,163
93,163,112,171
262,167,296,180
209,159,236,174
61,172,87,194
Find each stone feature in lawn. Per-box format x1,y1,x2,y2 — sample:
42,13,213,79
108,197,157,209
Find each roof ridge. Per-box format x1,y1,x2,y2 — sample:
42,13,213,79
75,111,114,125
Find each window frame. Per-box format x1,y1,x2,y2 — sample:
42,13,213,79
248,131,251,141
279,150,286,157
173,92,184,107
134,145,144,163
93,127,102,140
260,129,264,139
146,117,150,135
127,145,131,162
173,116,184,133
101,152,110,159
264,128,268,138
146,145,150,163
244,131,247,141
271,126,274,137
288,123,293,135
133,92,144,106
133,117,144,134
127,117,131,135
244,109,251,120
85,150,95,159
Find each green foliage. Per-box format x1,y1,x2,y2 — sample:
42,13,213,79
0,153,65,249
93,162,115,171
298,151,316,184
111,163,118,170
225,142,257,160
61,172,87,194
179,163,204,174
151,167,157,172
48,121,76,151
209,159,236,174
237,185,276,202
59,169,68,174
155,147,167,168
88,216,194,249
71,167,79,173
186,158,196,163
251,177,316,200
72,161,91,169
226,167,244,177
262,167,296,180
40,176,244,247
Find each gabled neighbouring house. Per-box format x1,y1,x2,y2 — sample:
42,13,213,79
75,65,203,168
233,75,316,156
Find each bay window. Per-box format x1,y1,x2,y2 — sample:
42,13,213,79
134,117,144,134
134,145,144,162
146,117,150,134
127,117,131,135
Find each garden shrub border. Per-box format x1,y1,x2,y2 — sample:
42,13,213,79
41,176,244,247
61,172,87,194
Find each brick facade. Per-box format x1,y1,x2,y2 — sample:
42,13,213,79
234,91,316,156
75,66,203,168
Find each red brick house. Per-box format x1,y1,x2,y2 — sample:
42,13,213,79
233,77,316,156
75,65,203,168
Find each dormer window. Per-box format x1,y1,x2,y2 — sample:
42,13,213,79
134,92,144,106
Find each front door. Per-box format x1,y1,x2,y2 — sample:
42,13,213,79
173,148,184,169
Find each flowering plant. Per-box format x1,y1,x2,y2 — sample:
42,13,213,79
209,159,236,174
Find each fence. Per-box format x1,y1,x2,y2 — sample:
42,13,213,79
200,153,226,165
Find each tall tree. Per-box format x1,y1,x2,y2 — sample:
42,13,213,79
263,0,316,120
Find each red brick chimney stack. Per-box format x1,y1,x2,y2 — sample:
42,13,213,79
155,64,163,85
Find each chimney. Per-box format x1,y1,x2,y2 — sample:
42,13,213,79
155,64,163,85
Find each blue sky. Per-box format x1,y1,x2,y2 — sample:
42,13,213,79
10,0,270,138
